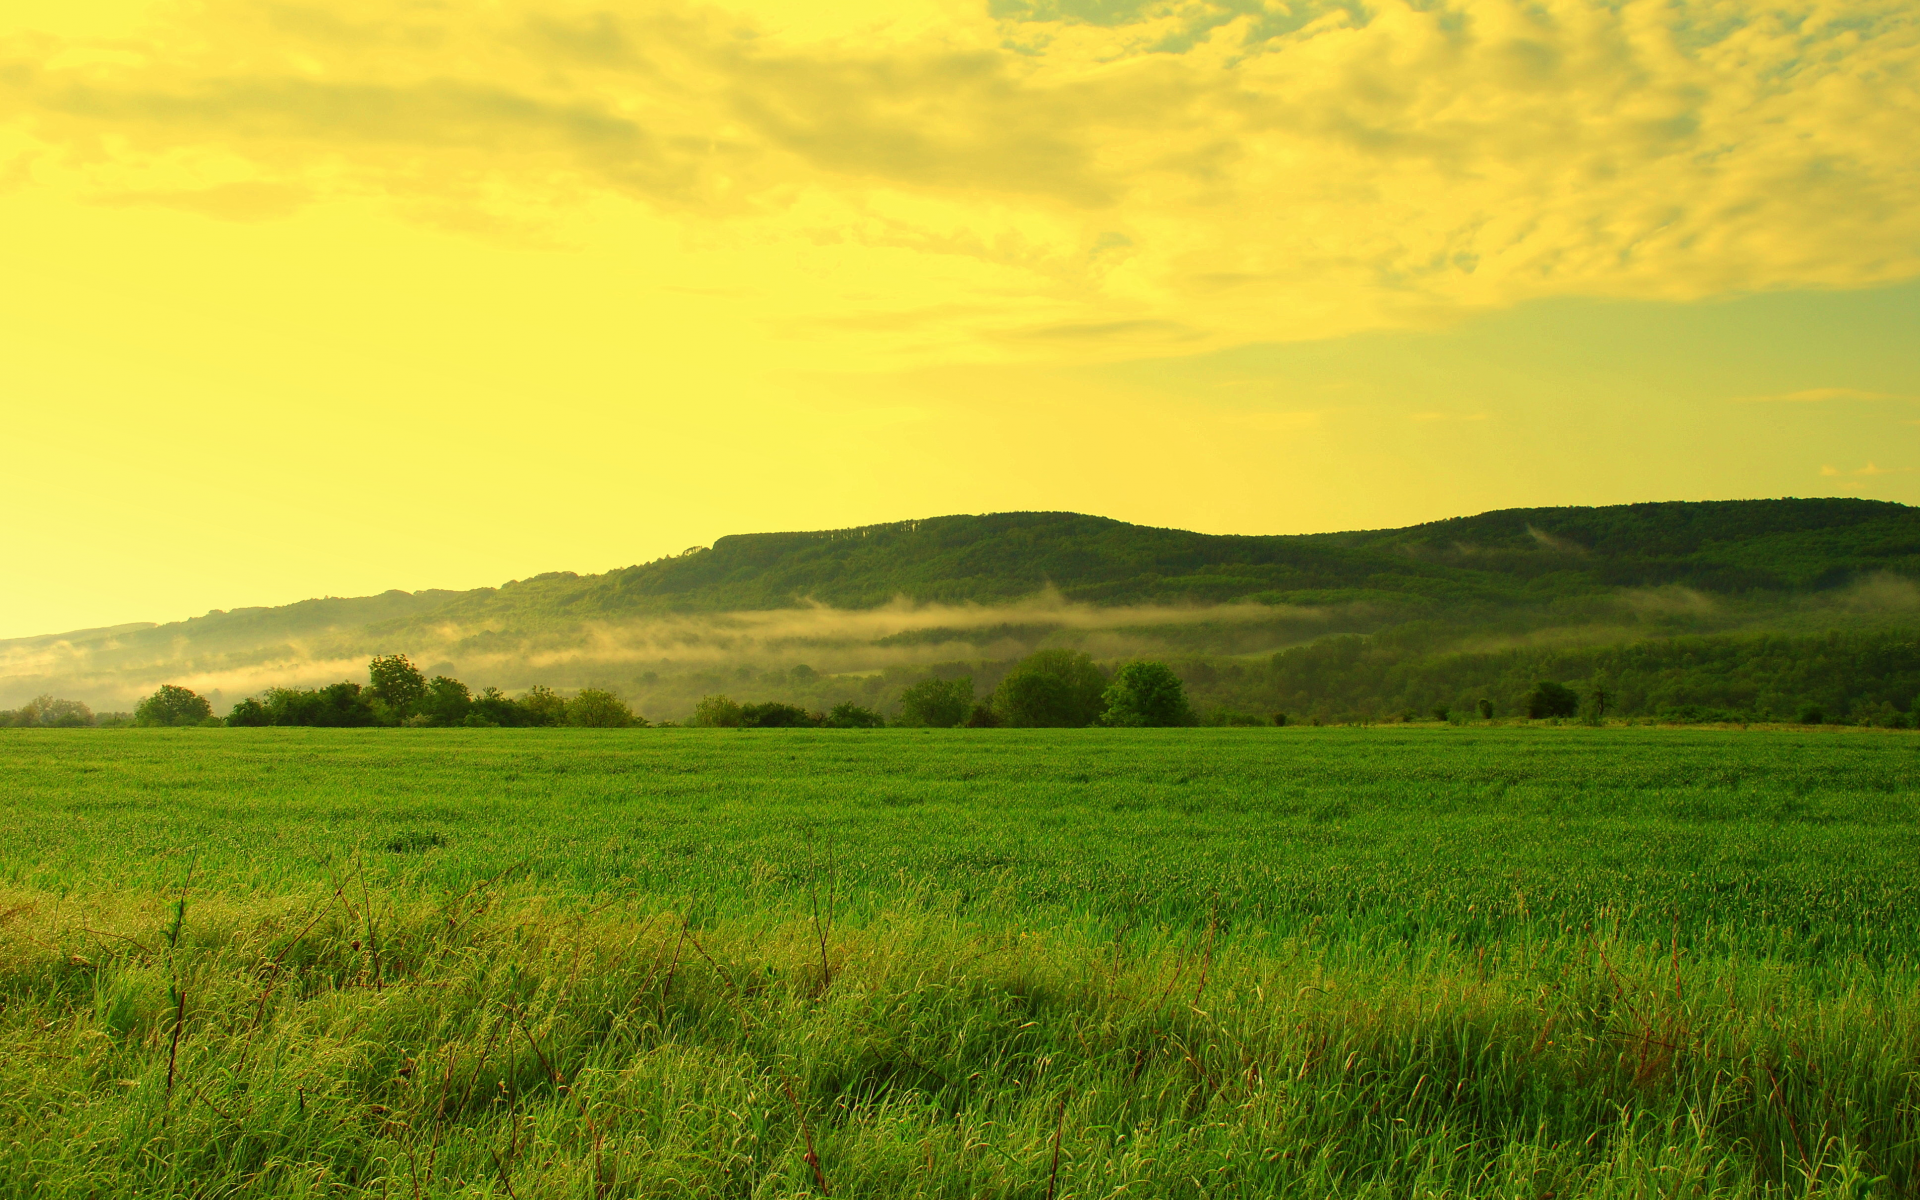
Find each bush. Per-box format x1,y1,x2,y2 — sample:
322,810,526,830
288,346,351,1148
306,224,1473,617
135,684,214,727
691,695,744,728
225,698,269,727
262,682,377,727
1203,709,1267,727
993,650,1107,728
520,686,568,727
1272,712,1287,727
897,677,973,728
567,689,639,728
965,703,1002,728
739,702,818,728
1430,705,1450,723
1100,661,1197,727
1476,699,1493,719
8,695,94,728
825,702,885,728
417,676,474,726
1525,681,1579,719
1799,705,1825,725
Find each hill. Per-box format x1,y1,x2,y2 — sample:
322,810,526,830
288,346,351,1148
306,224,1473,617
8,498,1920,721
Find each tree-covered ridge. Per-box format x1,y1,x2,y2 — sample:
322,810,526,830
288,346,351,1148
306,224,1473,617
9,498,1920,715
381,497,1920,626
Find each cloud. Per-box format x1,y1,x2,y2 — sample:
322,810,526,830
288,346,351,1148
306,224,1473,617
1820,462,1911,477
3,0,1917,360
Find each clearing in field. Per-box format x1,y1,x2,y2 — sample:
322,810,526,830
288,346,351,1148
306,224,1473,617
1,726,1915,1197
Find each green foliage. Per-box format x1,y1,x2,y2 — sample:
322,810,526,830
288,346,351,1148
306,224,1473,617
1099,660,1196,727
1527,681,1580,719
224,697,268,727
993,649,1107,727
4,695,95,728
519,685,567,727
565,688,637,728
738,701,817,728
690,694,744,727
824,701,885,728
260,681,377,727
366,653,427,716
416,675,473,726
965,703,1002,727
896,676,974,727
133,684,213,727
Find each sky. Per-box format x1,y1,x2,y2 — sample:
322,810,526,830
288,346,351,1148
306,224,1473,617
3,0,1917,638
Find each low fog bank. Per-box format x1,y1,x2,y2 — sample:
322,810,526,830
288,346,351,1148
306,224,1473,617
9,577,1920,725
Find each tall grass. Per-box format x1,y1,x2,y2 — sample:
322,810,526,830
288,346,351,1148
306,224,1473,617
1,881,1912,1197
1,727,1916,1195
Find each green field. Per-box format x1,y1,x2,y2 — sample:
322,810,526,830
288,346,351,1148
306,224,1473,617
2,728,1916,1196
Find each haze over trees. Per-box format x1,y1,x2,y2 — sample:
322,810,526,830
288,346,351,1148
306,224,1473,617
11,499,1920,727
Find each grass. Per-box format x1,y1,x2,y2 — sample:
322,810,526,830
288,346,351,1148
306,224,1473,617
0,726,1916,1196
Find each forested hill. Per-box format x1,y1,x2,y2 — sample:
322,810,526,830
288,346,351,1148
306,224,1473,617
10,497,1920,713
401,497,1920,624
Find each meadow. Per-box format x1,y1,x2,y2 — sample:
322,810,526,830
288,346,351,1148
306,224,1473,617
1,726,1916,1197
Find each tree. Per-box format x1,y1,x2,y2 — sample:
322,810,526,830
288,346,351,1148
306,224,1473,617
367,654,427,717
1476,699,1494,719
567,689,638,728
418,676,473,726
226,697,269,727
898,677,973,727
965,704,1002,728
14,695,94,727
135,684,214,727
1526,681,1579,719
520,686,568,727
993,649,1108,727
691,695,744,727
1099,661,1196,727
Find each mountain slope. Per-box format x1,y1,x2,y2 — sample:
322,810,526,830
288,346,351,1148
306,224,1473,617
8,498,1920,712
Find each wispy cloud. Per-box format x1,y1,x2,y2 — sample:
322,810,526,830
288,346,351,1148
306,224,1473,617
4,0,1916,359
1821,462,1911,477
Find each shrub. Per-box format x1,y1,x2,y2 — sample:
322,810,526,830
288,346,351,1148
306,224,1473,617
567,689,638,728
739,702,818,728
8,695,94,728
691,695,744,728
1203,709,1267,727
418,676,473,726
1799,705,1825,725
1272,712,1287,727
262,683,376,727
224,697,269,727
1431,705,1450,723
825,702,885,728
134,684,214,727
1100,661,1197,727
993,650,1107,728
1525,681,1579,719
520,686,568,727
898,677,973,728
1476,699,1493,719
965,703,1002,728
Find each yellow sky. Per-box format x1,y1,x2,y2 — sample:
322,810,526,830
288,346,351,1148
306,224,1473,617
3,0,1918,636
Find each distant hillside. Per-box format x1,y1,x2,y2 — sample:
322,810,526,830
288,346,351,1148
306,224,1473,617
8,498,1920,718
